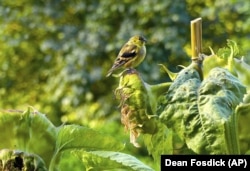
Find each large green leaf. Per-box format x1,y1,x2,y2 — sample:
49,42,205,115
236,92,250,154
193,67,246,154
159,67,201,142
0,108,57,166
73,150,154,171
56,124,124,152
159,67,246,154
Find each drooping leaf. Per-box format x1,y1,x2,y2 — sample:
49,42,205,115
159,66,246,154
115,69,158,147
143,122,173,163
159,67,201,143
193,67,246,154
73,150,154,171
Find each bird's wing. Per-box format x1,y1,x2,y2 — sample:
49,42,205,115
120,44,137,59
109,44,138,70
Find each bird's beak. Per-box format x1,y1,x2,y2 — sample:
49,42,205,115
139,36,147,42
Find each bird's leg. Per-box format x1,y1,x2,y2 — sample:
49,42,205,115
127,68,137,74
118,68,138,77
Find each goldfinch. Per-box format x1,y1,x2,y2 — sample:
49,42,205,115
106,35,147,77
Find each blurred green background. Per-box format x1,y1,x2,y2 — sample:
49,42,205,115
0,0,250,168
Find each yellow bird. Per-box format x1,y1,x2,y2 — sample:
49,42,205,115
106,35,147,77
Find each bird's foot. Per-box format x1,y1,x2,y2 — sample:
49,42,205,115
126,68,137,74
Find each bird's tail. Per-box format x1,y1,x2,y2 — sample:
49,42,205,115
106,69,113,77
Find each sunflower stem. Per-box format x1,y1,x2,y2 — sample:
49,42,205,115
191,18,202,59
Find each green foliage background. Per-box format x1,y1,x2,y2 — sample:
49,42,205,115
0,0,250,170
